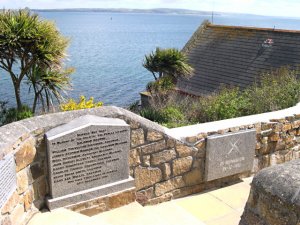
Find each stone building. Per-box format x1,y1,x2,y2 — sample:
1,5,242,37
176,21,300,96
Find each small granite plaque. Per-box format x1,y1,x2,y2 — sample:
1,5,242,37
205,129,256,181
0,154,17,209
45,115,134,209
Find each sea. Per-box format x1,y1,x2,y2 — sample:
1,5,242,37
1,12,300,108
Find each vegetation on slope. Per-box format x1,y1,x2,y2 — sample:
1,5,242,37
137,67,300,128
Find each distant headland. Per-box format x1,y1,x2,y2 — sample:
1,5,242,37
32,8,221,15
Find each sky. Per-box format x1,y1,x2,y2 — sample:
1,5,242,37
0,0,299,18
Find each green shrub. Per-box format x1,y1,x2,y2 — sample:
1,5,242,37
140,106,187,128
161,106,184,121
162,109,189,127
2,105,33,125
139,67,300,128
0,101,8,125
243,67,300,114
146,76,175,93
198,87,250,122
160,106,186,128
128,100,140,113
140,108,167,124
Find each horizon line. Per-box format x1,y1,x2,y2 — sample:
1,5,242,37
3,7,300,19
29,7,299,19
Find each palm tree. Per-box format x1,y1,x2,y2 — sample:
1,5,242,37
143,48,194,81
0,9,70,110
27,65,73,113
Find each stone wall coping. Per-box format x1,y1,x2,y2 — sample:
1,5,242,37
0,106,165,159
1,102,300,158
166,103,300,140
252,159,300,207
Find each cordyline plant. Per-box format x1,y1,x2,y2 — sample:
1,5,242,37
0,9,71,111
26,65,74,113
143,47,194,81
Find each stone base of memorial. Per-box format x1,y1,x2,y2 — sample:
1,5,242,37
66,186,136,216
46,177,135,210
45,115,135,210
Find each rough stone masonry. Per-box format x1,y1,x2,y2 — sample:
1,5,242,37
0,105,299,224
240,159,300,225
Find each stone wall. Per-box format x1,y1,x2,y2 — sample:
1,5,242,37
0,104,300,225
131,106,300,205
0,130,47,225
240,159,300,225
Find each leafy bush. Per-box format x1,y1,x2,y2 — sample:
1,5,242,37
140,108,167,124
60,96,103,111
138,67,300,128
160,106,188,128
139,105,188,128
243,67,300,114
1,105,33,125
0,101,8,125
146,76,175,93
197,87,250,122
161,106,184,121
128,100,140,113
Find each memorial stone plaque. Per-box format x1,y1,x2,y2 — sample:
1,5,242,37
205,129,256,181
45,115,134,209
0,154,17,209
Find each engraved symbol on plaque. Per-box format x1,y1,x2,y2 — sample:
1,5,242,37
227,138,241,156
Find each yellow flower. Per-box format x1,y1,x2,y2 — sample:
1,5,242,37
60,96,103,111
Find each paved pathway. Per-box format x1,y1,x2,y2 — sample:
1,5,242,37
28,177,252,225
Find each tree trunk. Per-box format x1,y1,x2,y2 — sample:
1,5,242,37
152,72,158,81
32,95,38,114
32,88,43,114
32,85,39,114
159,71,163,79
13,81,22,111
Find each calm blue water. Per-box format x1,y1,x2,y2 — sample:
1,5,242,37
1,12,300,108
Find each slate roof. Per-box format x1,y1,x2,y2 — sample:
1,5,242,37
177,22,300,96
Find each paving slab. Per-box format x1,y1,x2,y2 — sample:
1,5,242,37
142,202,205,225
90,202,165,225
208,181,250,211
175,193,235,222
27,177,253,225
91,202,205,225
27,208,92,225
205,210,242,225
172,177,252,224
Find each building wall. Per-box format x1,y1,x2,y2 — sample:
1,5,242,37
0,105,299,224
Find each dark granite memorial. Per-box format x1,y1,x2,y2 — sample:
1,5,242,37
205,129,256,181
0,154,16,209
45,115,134,209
